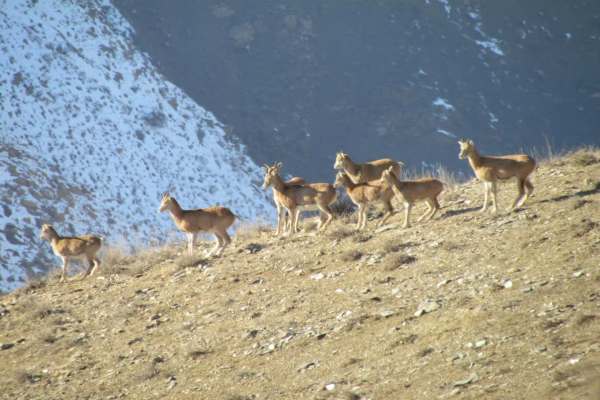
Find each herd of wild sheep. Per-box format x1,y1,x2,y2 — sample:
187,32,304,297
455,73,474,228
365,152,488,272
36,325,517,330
40,139,536,282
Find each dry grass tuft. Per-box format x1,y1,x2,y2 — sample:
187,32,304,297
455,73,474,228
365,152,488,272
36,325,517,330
328,225,354,240
235,220,272,241
402,163,463,192
17,277,47,295
188,348,213,360
174,254,206,270
100,244,131,275
569,149,599,167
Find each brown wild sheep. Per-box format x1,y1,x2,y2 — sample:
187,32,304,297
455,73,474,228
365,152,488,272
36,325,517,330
158,193,235,257
458,139,536,213
334,172,395,230
262,162,337,234
269,174,306,235
380,167,444,228
40,224,102,282
334,152,403,183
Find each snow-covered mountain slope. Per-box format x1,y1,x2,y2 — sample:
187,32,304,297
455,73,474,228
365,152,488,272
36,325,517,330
0,1,273,291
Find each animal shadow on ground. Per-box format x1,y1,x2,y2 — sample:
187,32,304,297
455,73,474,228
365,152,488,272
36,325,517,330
537,181,600,204
441,206,481,219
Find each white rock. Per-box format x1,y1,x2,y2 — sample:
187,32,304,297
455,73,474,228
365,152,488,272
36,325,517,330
415,299,440,317
437,279,451,288
310,273,325,281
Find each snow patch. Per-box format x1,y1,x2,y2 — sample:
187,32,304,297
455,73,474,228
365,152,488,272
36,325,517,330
0,0,273,291
437,0,451,16
475,38,505,56
488,112,499,128
432,97,455,111
436,129,457,139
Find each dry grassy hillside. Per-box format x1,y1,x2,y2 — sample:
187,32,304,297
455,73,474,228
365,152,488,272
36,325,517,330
1,149,599,400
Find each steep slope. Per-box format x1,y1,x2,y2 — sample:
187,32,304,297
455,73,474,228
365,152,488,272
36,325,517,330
0,1,273,291
1,149,599,399
114,0,600,180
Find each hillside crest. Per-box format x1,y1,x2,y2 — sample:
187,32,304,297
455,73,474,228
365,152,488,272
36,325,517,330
1,149,599,400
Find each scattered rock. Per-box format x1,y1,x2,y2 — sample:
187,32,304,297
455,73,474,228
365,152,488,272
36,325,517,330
243,330,259,339
324,383,336,391
128,337,143,345
364,253,383,266
437,279,451,288
418,347,434,357
166,375,177,390
573,270,585,278
536,345,547,353
415,299,440,317
474,339,487,349
379,309,395,318
502,279,513,289
297,361,318,372
245,243,263,254
1,343,15,350
310,272,325,281
453,372,479,387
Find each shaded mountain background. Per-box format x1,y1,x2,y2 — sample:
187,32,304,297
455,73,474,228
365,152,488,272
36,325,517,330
114,0,600,181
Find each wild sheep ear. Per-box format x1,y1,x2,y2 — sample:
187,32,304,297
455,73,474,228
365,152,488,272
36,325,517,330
468,139,474,145
276,161,283,169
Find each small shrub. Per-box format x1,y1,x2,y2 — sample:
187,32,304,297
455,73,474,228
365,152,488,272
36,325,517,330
327,224,354,240
20,277,47,294
571,151,598,167
384,253,417,270
340,250,363,262
174,254,206,270
143,110,166,128
382,240,401,253
40,333,58,344
353,233,372,243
